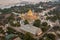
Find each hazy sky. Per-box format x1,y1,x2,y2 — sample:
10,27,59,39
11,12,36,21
0,0,58,6
0,0,21,5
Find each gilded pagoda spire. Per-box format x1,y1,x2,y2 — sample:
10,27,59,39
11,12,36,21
27,9,33,16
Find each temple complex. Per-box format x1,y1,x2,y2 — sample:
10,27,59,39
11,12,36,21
20,9,39,22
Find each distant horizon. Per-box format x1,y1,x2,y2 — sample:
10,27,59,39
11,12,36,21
0,0,58,5
0,0,59,9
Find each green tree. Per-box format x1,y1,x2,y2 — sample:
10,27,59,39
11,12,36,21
23,32,36,40
15,22,21,27
40,34,55,40
0,27,4,33
1,8,12,14
10,21,20,27
0,36,5,40
41,22,50,32
46,34,55,40
24,20,29,25
7,14,15,22
41,25,50,32
42,22,48,26
7,27,16,34
33,19,41,27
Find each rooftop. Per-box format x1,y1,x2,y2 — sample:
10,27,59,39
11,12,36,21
20,25,42,35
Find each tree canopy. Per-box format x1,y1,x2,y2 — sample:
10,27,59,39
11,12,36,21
23,32,36,40
33,19,41,27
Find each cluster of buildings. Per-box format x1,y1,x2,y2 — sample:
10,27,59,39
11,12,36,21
0,6,59,40
0,9,43,40
18,9,43,37
19,9,39,22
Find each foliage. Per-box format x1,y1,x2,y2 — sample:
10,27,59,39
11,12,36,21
47,8,60,22
41,24,50,32
7,27,16,34
23,32,36,40
40,34,55,40
33,19,41,27
1,8,12,14
42,22,48,26
7,14,15,22
10,21,20,27
24,20,29,25
46,16,58,22
0,27,4,33
0,36,5,40
41,26,50,32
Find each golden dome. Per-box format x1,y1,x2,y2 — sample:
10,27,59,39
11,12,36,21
27,9,33,16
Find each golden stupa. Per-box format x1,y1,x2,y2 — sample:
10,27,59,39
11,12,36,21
27,9,33,16
20,9,38,22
